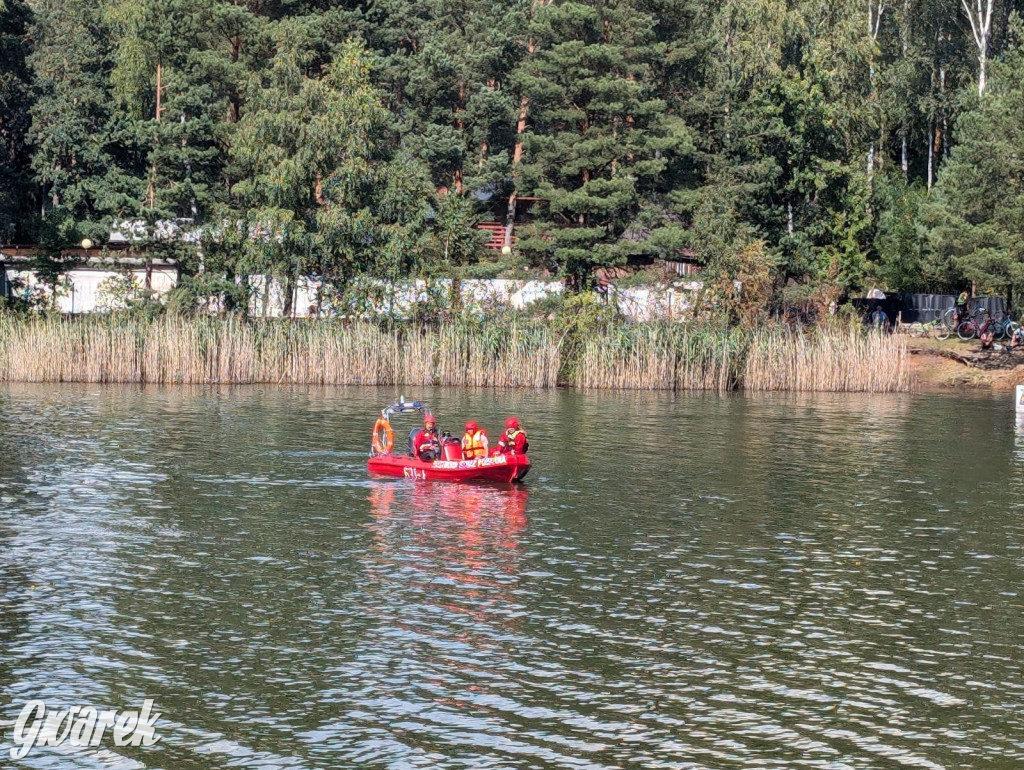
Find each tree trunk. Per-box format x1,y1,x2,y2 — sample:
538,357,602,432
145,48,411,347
504,0,550,249
228,35,241,123
901,130,908,180
900,0,910,181
866,2,885,180
283,273,295,318
148,57,163,210
504,90,531,248
927,123,934,190
961,0,994,96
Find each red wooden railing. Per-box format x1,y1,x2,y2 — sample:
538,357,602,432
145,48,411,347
476,221,513,250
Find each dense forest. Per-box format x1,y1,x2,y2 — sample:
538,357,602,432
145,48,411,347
1,0,1023,314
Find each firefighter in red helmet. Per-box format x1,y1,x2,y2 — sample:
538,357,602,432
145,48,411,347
496,417,528,455
414,414,441,461
461,420,489,459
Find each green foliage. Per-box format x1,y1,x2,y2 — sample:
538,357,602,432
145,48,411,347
0,0,33,242
165,273,246,316
5,0,1024,320
28,0,148,238
925,28,1024,302
93,271,167,320
871,175,934,292
366,0,524,192
514,0,697,288
225,33,441,300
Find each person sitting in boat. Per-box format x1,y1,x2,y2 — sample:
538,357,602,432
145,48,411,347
496,417,528,455
461,421,489,460
414,415,442,461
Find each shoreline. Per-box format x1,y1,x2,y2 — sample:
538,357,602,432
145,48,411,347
908,337,1024,391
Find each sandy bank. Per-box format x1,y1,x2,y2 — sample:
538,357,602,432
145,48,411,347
908,336,1024,391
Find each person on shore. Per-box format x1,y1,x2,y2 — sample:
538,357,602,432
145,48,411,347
1007,325,1024,351
870,305,888,329
497,417,528,455
956,290,970,324
461,421,489,460
414,414,441,461
980,324,995,351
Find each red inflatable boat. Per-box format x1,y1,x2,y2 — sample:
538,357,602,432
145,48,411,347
367,452,530,482
366,399,530,483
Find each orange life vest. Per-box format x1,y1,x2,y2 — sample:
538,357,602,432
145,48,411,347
462,429,488,459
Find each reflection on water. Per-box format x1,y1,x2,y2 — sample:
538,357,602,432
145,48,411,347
0,384,1023,768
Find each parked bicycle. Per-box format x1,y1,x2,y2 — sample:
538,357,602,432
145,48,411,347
987,312,1020,341
904,316,951,340
956,306,997,341
940,305,962,331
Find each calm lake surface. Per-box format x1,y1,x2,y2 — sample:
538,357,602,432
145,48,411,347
1,384,1024,769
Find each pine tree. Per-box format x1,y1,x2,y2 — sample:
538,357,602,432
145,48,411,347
0,0,33,242
924,28,1024,302
28,0,147,243
512,0,696,288
366,0,525,194
104,0,227,228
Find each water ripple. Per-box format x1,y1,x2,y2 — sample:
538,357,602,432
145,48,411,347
0,386,1022,767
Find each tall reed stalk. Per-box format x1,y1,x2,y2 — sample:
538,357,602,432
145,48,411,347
0,315,909,392
573,322,747,392
743,326,909,392
0,315,562,388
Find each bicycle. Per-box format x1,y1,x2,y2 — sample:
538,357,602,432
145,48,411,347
940,305,963,331
904,316,951,340
956,306,996,341
929,317,952,340
987,312,1020,341
904,308,951,339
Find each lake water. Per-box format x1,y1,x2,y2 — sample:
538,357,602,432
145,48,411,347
1,384,1023,768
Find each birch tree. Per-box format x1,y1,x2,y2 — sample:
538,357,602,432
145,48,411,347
962,0,994,95
867,0,886,176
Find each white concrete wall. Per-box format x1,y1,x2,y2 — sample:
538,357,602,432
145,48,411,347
611,283,703,321
246,277,568,318
2,266,701,320
245,276,701,321
4,267,178,313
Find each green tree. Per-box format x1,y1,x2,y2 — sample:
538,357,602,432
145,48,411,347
924,28,1024,303
0,0,33,242
28,0,148,244
513,0,695,289
366,0,524,194
226,32,435,310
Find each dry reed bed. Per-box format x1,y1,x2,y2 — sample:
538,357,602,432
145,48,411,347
0,316,910,392
0,316,561,387
573,324,908,391
743,327,909,392
574,324,745,391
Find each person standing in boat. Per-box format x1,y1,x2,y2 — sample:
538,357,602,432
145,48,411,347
461,421,489,459
496,417,528,455
414,414,442,461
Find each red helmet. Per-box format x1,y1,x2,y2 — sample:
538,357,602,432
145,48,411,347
505,417,520,429
465,421,477,431
424,414,436,426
